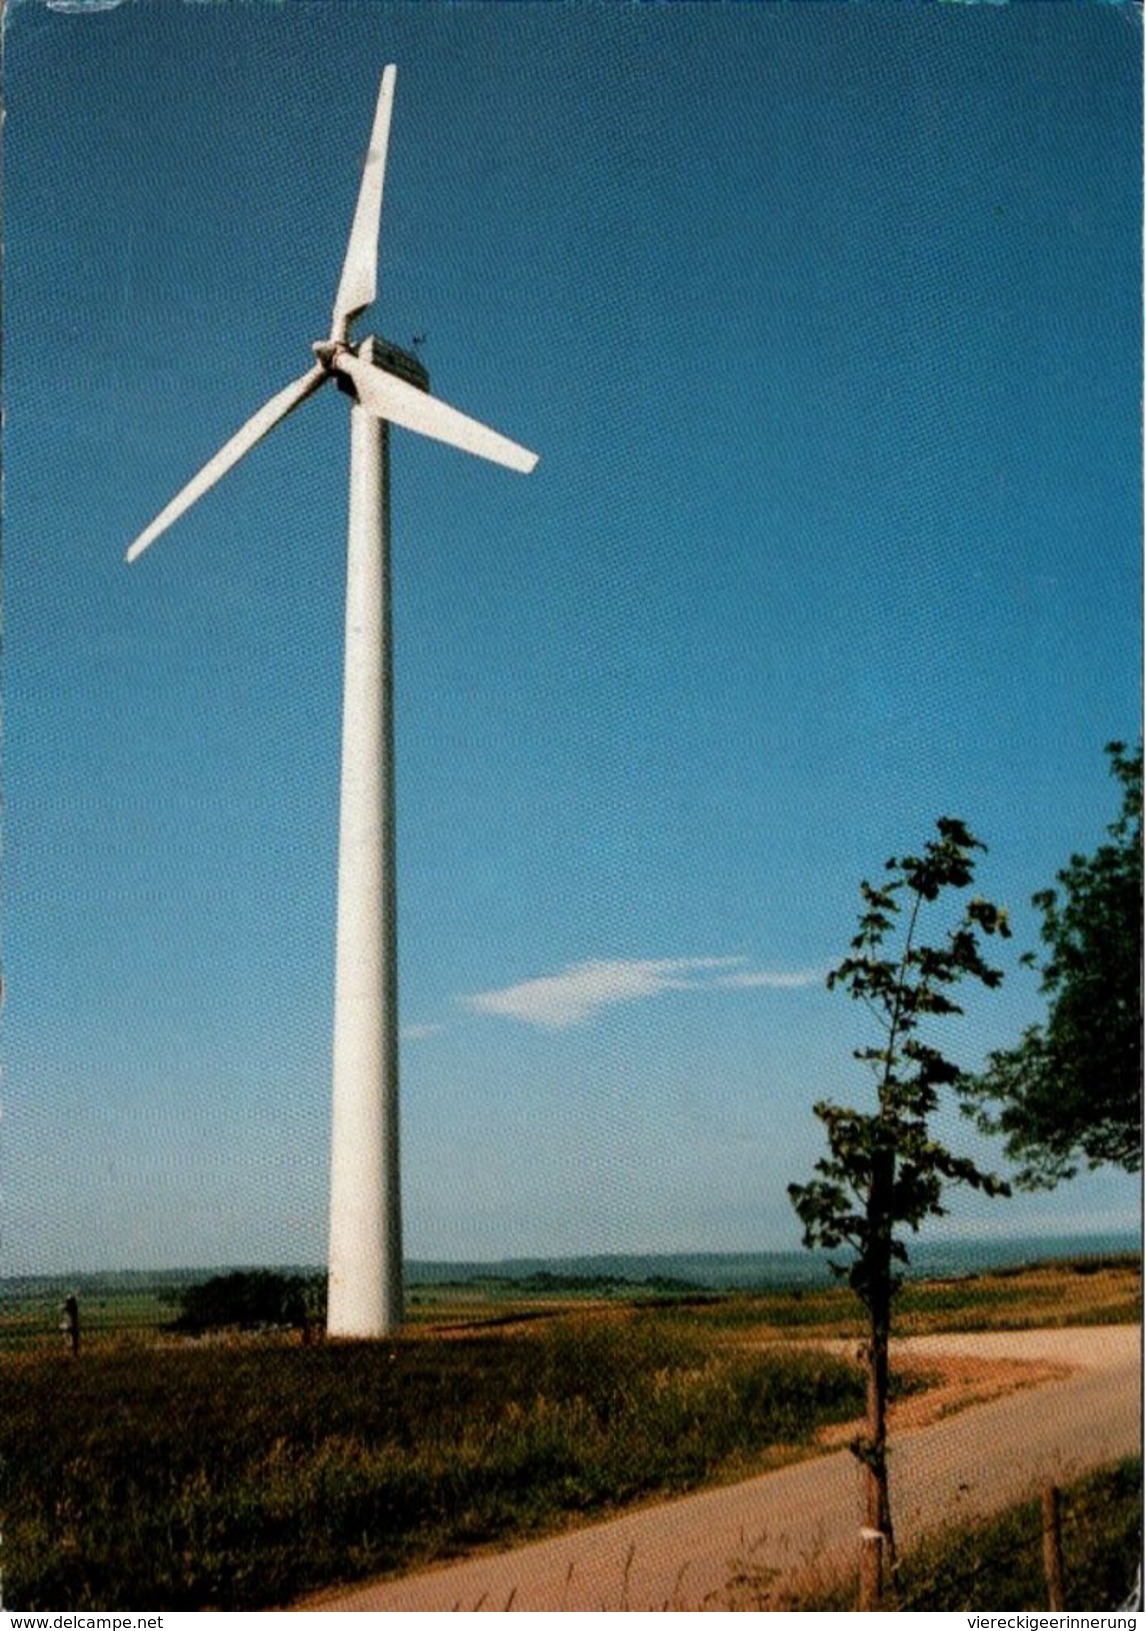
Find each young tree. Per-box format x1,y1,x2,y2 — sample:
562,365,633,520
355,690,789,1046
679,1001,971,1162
966,742,1142,1187
789,818,1011,1608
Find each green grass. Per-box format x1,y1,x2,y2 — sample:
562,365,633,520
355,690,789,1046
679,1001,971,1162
790,1458,1142,1611
0,1289,174,1351
3,1315,869,1610
898,1458,1142,1611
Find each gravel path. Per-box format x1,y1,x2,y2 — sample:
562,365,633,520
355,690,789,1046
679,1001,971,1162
299,1324,1140,1612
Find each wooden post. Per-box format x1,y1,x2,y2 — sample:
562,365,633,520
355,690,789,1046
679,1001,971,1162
1042,1483,1065,1610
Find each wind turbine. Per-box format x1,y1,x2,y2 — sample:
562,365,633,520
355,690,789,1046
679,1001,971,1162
126,66,538,1338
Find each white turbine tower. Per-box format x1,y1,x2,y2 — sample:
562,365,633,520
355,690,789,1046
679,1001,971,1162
126,66,538,1338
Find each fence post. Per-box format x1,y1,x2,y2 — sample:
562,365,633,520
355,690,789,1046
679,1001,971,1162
1042,1483,1065,1610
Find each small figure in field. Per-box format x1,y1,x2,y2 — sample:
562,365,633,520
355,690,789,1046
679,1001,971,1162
60,1293,80,1355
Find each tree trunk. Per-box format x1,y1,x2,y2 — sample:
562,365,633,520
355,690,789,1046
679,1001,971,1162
858,1302,896,1608
858,1158,897,1610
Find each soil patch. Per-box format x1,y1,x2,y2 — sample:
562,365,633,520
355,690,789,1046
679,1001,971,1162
816,1352,1072,1447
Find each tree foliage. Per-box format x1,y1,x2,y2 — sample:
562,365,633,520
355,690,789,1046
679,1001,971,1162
789,817,1011,1602
169,1269,323,1334
965,742,1142,1187
789,818,1012,1302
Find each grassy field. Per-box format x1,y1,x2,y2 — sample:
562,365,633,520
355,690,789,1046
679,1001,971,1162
0,1287,176,1351
5,1316,873,1609
625,1253,1141,1343
2,1254,1138,1610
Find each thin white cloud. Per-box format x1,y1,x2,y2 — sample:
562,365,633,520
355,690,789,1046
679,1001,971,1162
463,956,820,1030
716,969,824,990
402,1023,445,1041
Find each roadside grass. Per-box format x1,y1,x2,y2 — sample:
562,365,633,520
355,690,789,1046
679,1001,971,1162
897,1457,1142,1612
782,1457,1142,1611
3,1315,871,1610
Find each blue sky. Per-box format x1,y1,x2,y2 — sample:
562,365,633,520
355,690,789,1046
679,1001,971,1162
4,1,1141,1275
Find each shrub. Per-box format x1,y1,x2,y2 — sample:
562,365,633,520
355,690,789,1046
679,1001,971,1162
167,1271,323,1334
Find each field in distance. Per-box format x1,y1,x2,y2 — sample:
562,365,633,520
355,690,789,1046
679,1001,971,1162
2,1249,1140,1349
2,1242,1139,1348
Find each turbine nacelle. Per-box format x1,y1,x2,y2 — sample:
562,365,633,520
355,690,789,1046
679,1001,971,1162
312,336,430,400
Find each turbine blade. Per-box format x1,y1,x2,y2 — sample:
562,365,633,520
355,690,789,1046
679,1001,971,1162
335,351,539,474
331,65,396,338
126,365,328,563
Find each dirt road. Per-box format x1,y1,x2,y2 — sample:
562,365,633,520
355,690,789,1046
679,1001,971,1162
300,1325,1140,1611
